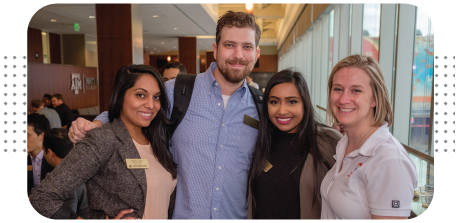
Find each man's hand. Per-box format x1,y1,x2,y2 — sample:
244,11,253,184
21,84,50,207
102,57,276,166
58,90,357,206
106,209,138,220
68,118,103,143
332,122,346,135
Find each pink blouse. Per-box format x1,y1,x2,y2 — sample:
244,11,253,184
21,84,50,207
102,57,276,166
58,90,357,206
133,139,177,219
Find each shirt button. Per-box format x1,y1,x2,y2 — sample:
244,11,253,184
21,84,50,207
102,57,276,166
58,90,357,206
208,92,211,95
214,208,217,211
218,166,222,169
215,83,219,86
216,188,219,190
218,103,221,106
220,145,223,148
222,124,225,127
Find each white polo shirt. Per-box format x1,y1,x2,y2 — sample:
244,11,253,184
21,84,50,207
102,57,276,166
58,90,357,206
320,122,417,219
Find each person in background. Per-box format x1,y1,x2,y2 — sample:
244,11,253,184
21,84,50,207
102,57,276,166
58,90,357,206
321,54,417,219
41,128,90,219
248,69,341,219
51,93,75,129
31,99,62,128
30,64,176,219
27,114,54,196
67,10,262,219
42,94,54,109
162,61,187,82
246,74,259,89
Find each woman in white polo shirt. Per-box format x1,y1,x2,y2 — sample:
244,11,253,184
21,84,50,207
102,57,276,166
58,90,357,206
321,54,417,219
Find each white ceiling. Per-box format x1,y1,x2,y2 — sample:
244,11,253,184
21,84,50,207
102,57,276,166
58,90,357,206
29,4,220,54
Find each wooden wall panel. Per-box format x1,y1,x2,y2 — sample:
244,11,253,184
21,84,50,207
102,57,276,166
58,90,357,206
96,4,133,112
252,55,278,73
27,63,98,113
148,55,178,73
49,32,62,64
143,49,150,65
199,55,206,73
205,51,215,70
178,37,197,74
28,27,43,63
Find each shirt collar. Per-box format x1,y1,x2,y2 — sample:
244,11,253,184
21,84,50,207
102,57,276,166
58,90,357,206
357,122,390,156
31,150,44,162
336,122,390,158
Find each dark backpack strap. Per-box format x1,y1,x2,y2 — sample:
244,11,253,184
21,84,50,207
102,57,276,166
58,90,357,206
169,74,197,137
247,85,263,119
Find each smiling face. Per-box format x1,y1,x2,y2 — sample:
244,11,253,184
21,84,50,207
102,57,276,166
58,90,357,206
268,82,304,133
51,97,62,108
330,67,376,129
120,74,161,133
213,26,260,84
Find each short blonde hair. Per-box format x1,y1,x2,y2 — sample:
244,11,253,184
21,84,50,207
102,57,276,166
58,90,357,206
326,54,393,127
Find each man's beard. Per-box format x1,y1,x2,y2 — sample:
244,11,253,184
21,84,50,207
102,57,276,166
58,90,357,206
217,58,253,84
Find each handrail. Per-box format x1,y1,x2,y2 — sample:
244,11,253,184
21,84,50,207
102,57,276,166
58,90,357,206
316,105,326,111
402,143,434,165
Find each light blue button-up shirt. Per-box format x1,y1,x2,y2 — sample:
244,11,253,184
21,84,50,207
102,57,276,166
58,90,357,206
94,62,259,219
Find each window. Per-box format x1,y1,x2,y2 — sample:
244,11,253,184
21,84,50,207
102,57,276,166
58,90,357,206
362,3,381,61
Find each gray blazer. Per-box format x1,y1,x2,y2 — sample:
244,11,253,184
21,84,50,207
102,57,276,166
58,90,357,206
30,118,148,219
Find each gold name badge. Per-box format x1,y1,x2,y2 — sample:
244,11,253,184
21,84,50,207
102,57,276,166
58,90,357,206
27,165,33,171
126,159,149,169
243,114,259,129
263,160,273,172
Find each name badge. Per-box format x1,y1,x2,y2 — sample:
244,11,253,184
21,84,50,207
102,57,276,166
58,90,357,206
27,165,33,171
126,159,149,169
263,160,273,172
243,114,259,129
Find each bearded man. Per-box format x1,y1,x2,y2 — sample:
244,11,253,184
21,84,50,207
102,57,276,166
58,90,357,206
68,10,261,219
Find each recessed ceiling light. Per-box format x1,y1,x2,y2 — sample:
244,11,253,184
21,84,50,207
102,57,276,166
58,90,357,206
173,46,176,49
89,16,95,19
161,42,165,44
153,15,159,18
174,28,178,30
151,52,154,54
41,32,46,35
50,19,56,22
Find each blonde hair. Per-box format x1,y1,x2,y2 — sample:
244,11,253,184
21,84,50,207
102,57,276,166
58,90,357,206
326,54,393,127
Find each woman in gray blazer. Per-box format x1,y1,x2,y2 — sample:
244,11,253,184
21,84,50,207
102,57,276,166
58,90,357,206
30,64,177,219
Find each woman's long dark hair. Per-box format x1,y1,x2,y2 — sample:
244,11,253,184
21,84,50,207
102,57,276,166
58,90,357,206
108,64,176,179
248,69,329,210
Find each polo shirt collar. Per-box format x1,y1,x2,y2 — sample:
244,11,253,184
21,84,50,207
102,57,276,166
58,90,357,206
356,122,390,157
206,62,248,100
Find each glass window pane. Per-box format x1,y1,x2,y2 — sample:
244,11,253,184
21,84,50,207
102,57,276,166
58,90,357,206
362,4,381,61
328,9,334,76
409,7,434,156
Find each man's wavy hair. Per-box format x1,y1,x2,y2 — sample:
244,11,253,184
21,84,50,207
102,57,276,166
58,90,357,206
216,10,261,48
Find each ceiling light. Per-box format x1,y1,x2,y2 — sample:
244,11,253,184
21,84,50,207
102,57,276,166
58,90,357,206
50,19,56,22
174,28,178,30
245,3,254,14
41,32,46,35
89,16,95,19
158,50,160,52
151,52,154,54
167,56,171,62
173,46,176,49
161,42,165,44
153,15,159,18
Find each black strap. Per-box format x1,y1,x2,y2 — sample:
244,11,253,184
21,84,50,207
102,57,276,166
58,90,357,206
169,74,197,136
170,75,263,137
247,85,263,119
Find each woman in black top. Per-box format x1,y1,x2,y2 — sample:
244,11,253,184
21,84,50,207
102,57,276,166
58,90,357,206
248,69,341,219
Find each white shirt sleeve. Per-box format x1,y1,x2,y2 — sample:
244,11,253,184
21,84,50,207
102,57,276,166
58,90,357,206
365,148,418,217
